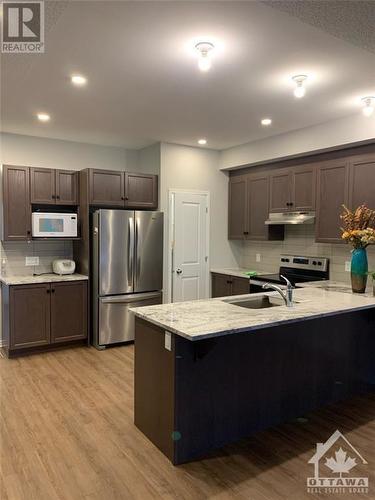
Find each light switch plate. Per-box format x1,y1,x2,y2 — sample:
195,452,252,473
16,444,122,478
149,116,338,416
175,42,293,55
164,331,172,351
256,253,261,263
25,256,39,266
345,261,351,272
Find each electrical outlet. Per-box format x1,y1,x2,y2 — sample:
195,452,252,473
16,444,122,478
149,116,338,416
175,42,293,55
256,253,261,263
345,261,351,272
25,256,39,266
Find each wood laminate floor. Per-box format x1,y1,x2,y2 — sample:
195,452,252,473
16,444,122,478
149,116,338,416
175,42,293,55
0,345,374,500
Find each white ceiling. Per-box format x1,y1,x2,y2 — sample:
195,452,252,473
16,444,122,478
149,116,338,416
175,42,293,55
1,0,375,150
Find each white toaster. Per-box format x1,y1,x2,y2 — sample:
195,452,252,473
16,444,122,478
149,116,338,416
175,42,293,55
52,259,76,275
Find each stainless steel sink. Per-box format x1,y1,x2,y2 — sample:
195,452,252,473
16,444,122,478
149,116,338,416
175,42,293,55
224,295,285,309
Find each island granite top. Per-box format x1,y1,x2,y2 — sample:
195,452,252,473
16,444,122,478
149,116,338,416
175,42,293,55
131,282,375,341
0,273,89,286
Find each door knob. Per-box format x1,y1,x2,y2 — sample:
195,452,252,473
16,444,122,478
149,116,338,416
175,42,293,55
176,268,182,275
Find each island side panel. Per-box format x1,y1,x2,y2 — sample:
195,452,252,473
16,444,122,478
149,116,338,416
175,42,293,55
173,310,375,464
134,317,176,462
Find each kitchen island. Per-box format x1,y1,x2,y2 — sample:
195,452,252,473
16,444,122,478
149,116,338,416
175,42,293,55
131,285,375,465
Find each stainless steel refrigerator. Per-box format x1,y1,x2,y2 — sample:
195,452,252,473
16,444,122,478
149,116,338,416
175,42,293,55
92,209,163,348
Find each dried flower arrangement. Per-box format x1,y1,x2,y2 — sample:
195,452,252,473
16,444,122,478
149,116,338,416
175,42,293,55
340,204,375,249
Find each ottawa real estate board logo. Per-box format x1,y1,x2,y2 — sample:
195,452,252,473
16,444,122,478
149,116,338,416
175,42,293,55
307,430,369,495
1,1,44,53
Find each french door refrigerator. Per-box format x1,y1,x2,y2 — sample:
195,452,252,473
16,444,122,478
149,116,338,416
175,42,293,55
92,209,163,348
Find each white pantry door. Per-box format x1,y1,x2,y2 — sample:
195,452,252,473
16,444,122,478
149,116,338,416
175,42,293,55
171,191,209,302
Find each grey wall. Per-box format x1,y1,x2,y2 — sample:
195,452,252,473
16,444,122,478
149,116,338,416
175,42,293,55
220,114,375,170
160,142,242,302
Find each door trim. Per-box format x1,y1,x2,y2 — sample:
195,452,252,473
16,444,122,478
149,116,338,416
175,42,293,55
167,189,210,303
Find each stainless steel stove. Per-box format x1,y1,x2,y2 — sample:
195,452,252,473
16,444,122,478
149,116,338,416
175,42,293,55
250,254,330,293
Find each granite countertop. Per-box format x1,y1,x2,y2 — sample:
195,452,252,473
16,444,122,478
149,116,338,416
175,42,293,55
211,268,271,279
131,282,375,341
0,273,89,285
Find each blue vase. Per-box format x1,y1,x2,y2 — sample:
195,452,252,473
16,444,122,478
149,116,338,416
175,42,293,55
351,248,368,293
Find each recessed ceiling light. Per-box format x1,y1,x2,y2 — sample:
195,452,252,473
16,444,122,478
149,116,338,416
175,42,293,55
37,113,50,122
71,74,87,86
292,75,307,98
261,118,272,126
361,96,375,117
198,138,207,145
195,42,214,72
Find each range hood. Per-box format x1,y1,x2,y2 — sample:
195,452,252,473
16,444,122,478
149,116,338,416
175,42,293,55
265,211,315,225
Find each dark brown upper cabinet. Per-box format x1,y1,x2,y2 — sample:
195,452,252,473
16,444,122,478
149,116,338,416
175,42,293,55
124,173,158,209
2,165,32,241
86,168,159,209
246,173,270,240
55,170,78,205
50,281,87,343
89,169,125,206
228,172,284,241
315,160,349,243
269,170,291,213
349,155,375,210
30,167,78,205
9,283,51,349
291,164,316,211
228,175,247,239
269,165,316,213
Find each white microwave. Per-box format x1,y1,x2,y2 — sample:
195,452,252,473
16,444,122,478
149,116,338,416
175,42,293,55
32,212,78,237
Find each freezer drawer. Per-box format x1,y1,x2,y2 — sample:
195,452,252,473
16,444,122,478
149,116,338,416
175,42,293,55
98,292,162,345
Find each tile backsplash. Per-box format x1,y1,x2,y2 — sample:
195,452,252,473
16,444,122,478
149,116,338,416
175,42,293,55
242,225,375,285
0,240,73,277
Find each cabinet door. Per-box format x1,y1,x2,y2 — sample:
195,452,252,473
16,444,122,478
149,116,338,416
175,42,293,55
231,277,250,296
316,161,349,243
291,165,316,211
55,170,78,205
247,174,269,240
228,176,247,239
89,169,124,206
50,281,87,343
30,167,56,204
349,155,375,210
124,173,158,209
211,274,232,298
269,170,292,212
3,165,32,240
9,284,50,349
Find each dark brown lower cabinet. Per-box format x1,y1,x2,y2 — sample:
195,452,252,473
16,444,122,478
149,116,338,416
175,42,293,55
51,281,87,343
211,273,249,298
9,283,51,349
2,280,88,356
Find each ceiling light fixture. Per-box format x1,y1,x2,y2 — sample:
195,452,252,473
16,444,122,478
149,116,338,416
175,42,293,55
361,96,375,117
198,138,207,145
261,118,272,126
195,42,214,72
71,74,87,86
37,113,50,122
292,75,307,98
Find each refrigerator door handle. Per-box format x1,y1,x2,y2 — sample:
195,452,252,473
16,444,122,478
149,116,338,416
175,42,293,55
128,216,134,288
100,292,161,304
135,216,141,287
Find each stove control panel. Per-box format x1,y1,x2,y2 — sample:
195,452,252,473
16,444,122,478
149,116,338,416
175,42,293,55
279,255,329,272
